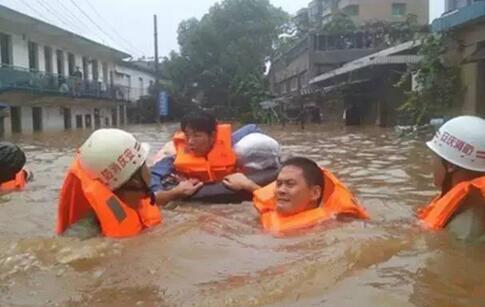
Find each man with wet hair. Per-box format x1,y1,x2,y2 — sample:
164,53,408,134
179,111,217,157
150,110,280,203
223,157,368,234
224,157,324,216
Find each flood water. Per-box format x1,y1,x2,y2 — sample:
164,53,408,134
1,124,485,307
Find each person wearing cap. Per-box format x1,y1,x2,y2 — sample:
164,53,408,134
56,129,202,239
0,142,32,192
418,116,485,241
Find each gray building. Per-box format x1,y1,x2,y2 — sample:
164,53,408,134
0,5,156,135
268,0,429,123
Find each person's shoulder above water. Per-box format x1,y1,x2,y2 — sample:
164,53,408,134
223,157,368,235
57,129,162,239
418,116,485,242
446,185,485,242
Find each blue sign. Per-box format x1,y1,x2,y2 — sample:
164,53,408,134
158,91,169,117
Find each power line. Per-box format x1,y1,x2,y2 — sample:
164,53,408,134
68,0,128,52
36,0,74,30
19,0,51,23
55,0,96,33
49,0,110,46
82,0,146,56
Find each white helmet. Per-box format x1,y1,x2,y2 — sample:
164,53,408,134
79,129,150,190
427,116,485,172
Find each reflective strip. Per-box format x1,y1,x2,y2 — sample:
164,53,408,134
107,196,127,223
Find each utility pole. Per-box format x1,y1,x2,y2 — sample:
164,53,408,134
153,14,160,122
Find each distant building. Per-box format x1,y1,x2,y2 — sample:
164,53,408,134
268,0,429,112
433,0,485,116
0,5,156,135
319,0,429,26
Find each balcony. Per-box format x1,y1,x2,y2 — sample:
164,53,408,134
0,65,131,101
432,1,485,32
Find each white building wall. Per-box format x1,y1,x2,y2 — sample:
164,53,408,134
38,43,45,72
3,114,11,135
1,104,125,135
11,33,28,68
72,106,93,129
42,106,64,131
115,65,156,102
20,106,33,133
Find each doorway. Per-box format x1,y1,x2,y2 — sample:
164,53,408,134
10,106,21,133
32,107,42,132
63,107,72,130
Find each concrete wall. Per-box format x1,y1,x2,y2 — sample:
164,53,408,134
334,0,429,25
20,106,33,133
0,104,124,136
449,23,485,115
10,32,28,68
42,106,64,131
115,65,156,102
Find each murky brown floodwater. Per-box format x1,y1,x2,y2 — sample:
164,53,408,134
1,123,485,307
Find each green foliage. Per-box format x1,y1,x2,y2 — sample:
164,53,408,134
161,0,289,121
319,12,356,35
396,34,461,125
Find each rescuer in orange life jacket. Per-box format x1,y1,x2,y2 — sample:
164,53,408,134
56,129,202,239
0,142,32,193
418,116,485,242
222,157,369,235
150,111,281,203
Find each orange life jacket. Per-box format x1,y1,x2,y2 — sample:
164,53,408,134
418,176,485,230
173,124,236,182
56,157,162,238
253,168,369,234
0,170,27,191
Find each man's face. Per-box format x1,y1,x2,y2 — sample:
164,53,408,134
275,165,321,216
184,127,214,157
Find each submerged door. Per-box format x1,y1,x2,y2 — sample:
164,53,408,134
76,115,83,128
32,107,42,132
10,106,21,133
63,107,72,130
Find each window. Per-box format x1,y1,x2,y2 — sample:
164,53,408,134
392,3,407,16
92,60,99,81
290,76,298,91
44,46,52,73
28,41,39,71
102,63,108,84
56,50,64,75
139,77,144,96
82,57,89,80
68,53,75,76
343,5,359,16
0,33,12,65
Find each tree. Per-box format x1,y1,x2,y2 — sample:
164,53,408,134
397,34,462,124
162,0,289,120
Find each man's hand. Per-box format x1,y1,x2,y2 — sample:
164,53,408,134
174,179,203,197
222,173,259,192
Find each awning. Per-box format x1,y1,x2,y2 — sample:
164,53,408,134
310,41,422,85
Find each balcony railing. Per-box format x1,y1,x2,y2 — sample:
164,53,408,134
433,1,485,32
0,65,131,101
